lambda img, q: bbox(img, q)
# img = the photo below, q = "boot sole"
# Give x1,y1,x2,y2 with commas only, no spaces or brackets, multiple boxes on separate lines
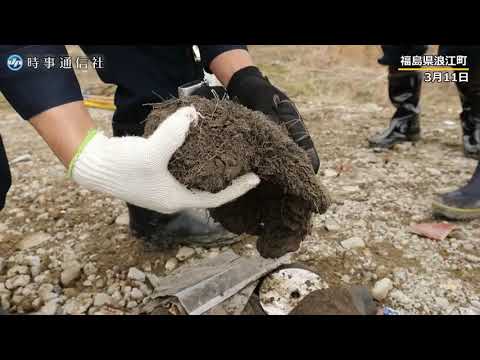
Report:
178,232,242,248
368,134,421,149
132,230,242,249
432,200,480,220
464,150,480,161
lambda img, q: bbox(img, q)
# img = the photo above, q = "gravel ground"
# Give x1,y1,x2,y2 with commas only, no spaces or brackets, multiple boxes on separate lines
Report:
1,46,479,315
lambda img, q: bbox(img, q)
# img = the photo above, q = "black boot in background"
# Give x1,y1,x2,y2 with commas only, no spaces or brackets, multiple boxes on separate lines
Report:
432,67,480,219
457,67,480,159
368,67,422,148
432,161,480,220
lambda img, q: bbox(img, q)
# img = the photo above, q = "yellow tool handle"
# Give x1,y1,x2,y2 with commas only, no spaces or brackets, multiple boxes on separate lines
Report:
83,99,116,111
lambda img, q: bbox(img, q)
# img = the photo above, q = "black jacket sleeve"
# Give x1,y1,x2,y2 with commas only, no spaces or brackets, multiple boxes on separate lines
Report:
198,45,248,73
0,45,83,120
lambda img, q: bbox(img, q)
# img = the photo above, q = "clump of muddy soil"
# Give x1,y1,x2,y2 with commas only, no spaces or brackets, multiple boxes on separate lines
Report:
143,96,330,258
289,287,378,315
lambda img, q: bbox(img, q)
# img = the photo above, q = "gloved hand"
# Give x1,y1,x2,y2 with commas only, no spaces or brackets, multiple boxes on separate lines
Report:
70,106,260,214
227,66,320,173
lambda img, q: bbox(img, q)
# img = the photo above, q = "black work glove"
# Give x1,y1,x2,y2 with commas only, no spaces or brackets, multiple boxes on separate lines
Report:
227,66,320,174
0,134,12,211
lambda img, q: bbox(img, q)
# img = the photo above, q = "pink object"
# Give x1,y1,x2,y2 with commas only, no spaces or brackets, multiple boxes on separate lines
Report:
408,222,457,241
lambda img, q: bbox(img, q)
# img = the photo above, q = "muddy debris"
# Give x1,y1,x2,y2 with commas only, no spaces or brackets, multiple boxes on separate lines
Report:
143,96,331,258
289,287,378,315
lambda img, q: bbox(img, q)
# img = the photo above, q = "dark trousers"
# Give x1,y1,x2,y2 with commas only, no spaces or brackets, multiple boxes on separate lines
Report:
0,135,11,211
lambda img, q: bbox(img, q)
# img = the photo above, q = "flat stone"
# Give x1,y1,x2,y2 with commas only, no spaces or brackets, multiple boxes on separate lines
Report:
93,293,112,307
325,219,341,232
60,261,82,287
324,169,338,178
5,275,31,290
115,213,130,226
16,232,51,250
341,237,365,250
176,247,195,261
127,267,145,282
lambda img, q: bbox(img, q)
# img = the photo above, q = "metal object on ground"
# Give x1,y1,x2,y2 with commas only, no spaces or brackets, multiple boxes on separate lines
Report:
149,249,290,315
259,267,328,315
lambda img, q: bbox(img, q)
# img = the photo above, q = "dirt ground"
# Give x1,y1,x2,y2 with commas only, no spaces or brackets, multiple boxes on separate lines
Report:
1,46,479,315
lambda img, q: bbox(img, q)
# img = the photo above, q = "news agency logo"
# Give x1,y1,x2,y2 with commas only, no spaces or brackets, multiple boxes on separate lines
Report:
7,54,23,71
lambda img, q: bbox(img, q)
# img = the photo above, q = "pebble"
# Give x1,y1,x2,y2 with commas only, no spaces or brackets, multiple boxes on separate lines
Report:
7,265,29,277
0,257,5,274
115,213,130,226
38,284,56,302
126,300,137,309
38,300,58,315
465,254,480,263
11,294,25,305
60,261,82,287
436,297,450,309
10,154,32,165
342,185,360,194
324,169,338,178
372,278,393,300
24,256,41,268
165,258,178,272
5,275,31,290
340,237,365,250
93,293,112,307
426,168,442,177
463,243,474,252
130,288,144,300
107,284,120,295
111,290,122,303
127,267,145,282
16,232,51,250
34,272,53,284
325,219,341,232
83,262,97,276
176,247,195,261
64,296,93,315
390,290,411,305
142,262,152,273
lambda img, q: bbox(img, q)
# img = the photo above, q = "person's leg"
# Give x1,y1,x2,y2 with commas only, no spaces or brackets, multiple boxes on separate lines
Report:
80,46,237,247
368,45,427,148
0,134,11,314
0,134,11,212
440,45,480,159
432,50,480,219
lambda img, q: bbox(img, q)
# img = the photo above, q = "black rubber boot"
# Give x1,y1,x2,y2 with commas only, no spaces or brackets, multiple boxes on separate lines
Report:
457,68,480,160
112,112,238,248
368,67,422,148
432,162,480,220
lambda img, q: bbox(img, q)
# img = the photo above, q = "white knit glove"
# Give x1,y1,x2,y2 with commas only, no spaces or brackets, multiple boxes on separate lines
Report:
69,106,260,214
